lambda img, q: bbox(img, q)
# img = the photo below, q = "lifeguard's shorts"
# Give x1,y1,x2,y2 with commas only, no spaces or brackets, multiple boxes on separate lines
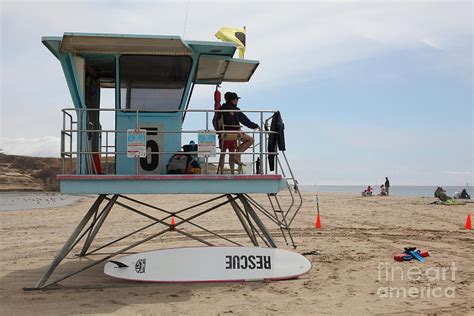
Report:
221,140,237,151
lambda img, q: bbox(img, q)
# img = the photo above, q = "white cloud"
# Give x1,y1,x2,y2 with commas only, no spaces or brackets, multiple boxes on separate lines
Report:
0,136,61,157
1,1,472,184
2,1,471,90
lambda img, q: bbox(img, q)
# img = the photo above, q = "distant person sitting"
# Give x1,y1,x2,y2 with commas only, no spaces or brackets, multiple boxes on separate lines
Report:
219,92,259,165
362,185,373,196
434,187,451,202
379,185,387,196
460,189,471,199
453,190,461,199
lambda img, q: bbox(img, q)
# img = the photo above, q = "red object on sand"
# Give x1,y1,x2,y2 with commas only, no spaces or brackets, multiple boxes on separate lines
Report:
465,213,472,230
170,216,176,231
315,213,321,229
394,250,429,262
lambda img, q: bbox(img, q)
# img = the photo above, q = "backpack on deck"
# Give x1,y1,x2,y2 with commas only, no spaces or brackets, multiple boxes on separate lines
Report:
167,154,192,174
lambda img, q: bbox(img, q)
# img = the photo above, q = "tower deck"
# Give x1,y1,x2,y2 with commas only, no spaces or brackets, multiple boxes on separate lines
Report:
58,174,285,194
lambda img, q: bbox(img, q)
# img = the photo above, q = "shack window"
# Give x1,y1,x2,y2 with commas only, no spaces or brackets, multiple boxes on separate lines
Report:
120,55,192,111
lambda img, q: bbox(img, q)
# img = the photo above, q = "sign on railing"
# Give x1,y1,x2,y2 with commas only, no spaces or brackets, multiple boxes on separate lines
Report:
127,129,147,158
197,130,216,157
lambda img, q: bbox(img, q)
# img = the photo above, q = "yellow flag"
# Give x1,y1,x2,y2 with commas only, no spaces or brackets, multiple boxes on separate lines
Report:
215,26,246,58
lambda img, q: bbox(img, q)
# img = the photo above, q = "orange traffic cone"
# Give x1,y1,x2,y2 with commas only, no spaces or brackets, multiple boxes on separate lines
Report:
465,213,472,230
315,212,321,229
170,215,176,231
314,195,322,229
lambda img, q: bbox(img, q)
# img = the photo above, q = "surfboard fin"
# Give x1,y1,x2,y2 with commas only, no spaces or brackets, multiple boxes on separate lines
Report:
109,260,129,268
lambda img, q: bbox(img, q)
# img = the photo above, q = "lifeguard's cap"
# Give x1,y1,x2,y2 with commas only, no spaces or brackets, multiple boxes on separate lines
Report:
225,92,241,102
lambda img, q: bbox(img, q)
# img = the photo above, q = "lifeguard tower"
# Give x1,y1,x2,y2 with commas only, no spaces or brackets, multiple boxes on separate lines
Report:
32,33,302,289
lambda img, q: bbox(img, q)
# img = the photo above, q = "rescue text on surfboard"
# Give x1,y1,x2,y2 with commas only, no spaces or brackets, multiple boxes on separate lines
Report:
225,255,271,270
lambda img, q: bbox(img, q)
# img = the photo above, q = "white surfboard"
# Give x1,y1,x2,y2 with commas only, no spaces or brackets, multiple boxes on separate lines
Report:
104,247,311,282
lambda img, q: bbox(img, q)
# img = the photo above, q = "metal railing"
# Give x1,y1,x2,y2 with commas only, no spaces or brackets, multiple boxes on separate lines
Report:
60,107,286,176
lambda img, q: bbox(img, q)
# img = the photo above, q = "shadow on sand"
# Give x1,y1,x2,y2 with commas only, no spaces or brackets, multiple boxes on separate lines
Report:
1,258,270,314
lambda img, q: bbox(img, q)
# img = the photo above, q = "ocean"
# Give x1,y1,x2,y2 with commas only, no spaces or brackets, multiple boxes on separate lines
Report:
298,185,472,198
0,192,84,211
0,186,472,211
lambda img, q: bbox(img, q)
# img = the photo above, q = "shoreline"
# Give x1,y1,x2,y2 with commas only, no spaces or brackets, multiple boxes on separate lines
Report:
0,192,86,211
2,186,471,212
299,185,472,197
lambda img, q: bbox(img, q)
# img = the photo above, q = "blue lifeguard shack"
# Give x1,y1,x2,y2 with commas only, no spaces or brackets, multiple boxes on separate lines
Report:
31,33,302,290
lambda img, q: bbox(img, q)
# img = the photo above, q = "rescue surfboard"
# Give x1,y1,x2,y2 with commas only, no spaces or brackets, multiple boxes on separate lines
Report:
104,246,311,282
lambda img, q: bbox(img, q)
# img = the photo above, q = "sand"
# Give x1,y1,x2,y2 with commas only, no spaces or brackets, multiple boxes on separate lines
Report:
0,192,472,315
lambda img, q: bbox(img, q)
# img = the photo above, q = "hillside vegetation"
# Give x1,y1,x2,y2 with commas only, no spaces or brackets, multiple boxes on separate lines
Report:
0,154,62,191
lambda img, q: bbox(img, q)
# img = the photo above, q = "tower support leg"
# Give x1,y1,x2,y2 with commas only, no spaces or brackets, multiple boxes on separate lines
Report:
34,194,106,288
227,194,259,246
237,194,277,248
79,195,118,256
28,193,284,290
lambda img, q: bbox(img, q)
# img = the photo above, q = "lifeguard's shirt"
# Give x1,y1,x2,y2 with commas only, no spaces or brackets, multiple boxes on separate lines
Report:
220,102,259,130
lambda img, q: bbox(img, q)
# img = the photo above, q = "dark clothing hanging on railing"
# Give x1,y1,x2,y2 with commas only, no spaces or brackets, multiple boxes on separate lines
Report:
268,111,285,171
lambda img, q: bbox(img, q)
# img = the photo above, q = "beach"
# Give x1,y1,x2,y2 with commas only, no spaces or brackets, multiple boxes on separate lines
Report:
0,192,472,315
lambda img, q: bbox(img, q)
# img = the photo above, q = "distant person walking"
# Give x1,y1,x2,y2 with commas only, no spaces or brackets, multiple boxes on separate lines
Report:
384,177,390,196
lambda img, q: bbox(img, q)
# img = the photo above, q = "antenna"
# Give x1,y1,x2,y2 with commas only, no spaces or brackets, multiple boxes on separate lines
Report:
182,0,191,39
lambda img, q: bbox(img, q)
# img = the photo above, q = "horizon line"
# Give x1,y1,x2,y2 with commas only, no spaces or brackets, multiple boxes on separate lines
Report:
301,184,471,187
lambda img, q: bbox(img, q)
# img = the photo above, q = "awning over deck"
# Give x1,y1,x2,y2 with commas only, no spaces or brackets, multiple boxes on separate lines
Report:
195,55,259,83
59,33,193,55
42,33,259,83
57,174,286,194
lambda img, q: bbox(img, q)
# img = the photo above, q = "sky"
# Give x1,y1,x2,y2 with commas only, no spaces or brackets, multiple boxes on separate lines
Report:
0,0,472,186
